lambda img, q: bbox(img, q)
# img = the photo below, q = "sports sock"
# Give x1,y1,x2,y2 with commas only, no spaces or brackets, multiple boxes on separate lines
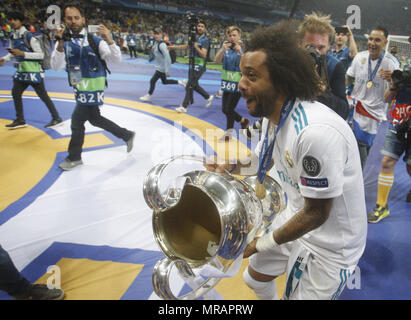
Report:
243,268,279,300
376,172,394,207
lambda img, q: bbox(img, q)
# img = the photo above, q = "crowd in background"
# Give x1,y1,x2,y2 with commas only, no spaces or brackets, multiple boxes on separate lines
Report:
0,0,410,62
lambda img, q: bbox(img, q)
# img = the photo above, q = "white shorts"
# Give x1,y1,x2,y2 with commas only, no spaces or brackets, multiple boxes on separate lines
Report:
249,210,356,300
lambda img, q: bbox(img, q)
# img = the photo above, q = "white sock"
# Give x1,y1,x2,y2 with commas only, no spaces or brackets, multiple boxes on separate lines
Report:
243,268,279,300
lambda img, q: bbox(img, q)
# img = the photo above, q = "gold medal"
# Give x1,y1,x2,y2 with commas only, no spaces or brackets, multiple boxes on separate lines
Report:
255,181,267,200
366,81,373,88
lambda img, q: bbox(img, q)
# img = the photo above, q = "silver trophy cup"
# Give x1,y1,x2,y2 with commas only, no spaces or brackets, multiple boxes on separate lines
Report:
143,155,286,300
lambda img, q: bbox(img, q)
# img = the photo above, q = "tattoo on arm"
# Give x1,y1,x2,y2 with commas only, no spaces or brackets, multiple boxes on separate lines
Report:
273,197,332,245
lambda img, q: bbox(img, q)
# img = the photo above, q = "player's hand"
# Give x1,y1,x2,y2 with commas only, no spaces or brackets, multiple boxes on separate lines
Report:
203,156,235,173
379,69,392,82
243,238,258,258
0,58,5,67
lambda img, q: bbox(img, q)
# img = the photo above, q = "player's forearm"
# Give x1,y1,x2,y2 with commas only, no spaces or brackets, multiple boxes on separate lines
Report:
214,48,224,64
273,198,332,245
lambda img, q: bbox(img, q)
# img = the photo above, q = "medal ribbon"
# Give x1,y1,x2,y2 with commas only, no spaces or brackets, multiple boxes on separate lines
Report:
257,98,295,184
368,51,384,84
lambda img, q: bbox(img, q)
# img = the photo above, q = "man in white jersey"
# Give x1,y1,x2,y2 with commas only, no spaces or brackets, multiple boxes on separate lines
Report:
346,26,399,169
205,22,367,300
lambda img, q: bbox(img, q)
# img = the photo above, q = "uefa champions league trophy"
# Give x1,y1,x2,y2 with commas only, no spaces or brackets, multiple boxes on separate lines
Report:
143,155,286,300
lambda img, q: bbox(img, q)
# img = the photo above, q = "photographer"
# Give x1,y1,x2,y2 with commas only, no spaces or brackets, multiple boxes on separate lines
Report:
126,30,138,59
51,2,135,171
0,11,62,129
298,12,349,121
0,244,64,299
214,26,249,142
139,27,186,102
169,19,214,113
332,25,358,71
367,70,411,223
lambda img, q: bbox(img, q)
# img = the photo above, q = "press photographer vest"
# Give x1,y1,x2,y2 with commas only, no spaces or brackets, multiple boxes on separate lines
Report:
11,33,42,84
64,35,107,106
127,34,137,46
194,35,209,71
221,48,242,92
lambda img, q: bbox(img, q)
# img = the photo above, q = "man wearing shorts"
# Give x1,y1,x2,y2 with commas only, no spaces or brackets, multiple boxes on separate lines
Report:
367,79,411,223
205,21,367,300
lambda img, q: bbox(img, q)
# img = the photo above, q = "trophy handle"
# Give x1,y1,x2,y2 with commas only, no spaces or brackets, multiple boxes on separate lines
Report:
152,257,222,300
143,155,206,211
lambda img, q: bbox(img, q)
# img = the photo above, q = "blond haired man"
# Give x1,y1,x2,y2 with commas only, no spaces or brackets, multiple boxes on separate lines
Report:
214,26,249,141
297,12,349,120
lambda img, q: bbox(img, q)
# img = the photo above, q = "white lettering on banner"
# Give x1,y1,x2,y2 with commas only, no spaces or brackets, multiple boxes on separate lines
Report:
82,80,89,90
76,92,104,104
88,93,95,103
227,72,237,81
46,265,61,289
46,5,61,30
78,93,87,104
97,92,104,103
30,73,37,82
221,81,237,91
346,5,361,30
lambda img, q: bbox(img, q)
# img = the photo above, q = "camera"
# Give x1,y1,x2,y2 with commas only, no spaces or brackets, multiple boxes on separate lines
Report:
305,45,321,67
186,12,199,25
88,25,99,33
230,42,236,50
55,25,74,42
391,70,411,89
396,117,411,146
305,45,327,82
61,29,73,42
335,26,348,35
185,12,199,44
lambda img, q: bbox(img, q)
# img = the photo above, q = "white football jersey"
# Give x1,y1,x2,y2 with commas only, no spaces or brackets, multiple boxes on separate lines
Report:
346,50,397,120
255,99,367,269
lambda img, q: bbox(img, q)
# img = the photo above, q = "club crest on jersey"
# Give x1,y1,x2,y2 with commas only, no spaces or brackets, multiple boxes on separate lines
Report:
361,57,367,64
285,150,294,168
302,155,321,177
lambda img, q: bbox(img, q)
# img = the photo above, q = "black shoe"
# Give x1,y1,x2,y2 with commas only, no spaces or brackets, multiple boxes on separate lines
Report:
407,189,411,203
45,118,63,128
126,131,135,153
12,284,64,300
5,119,27,129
